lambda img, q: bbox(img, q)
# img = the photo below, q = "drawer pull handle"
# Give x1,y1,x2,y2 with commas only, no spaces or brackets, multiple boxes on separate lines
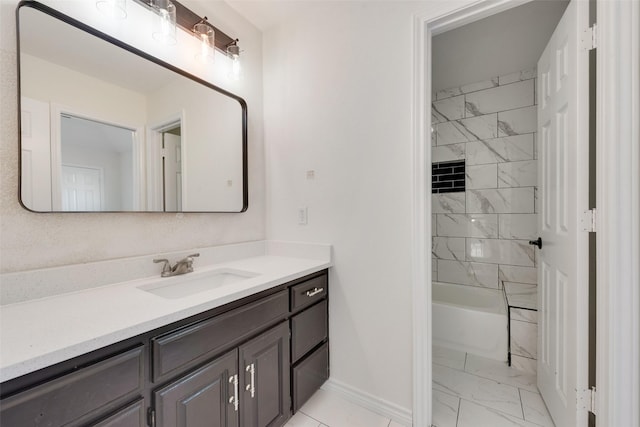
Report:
229,374,239,411
246,363,255,398
306,287,324,297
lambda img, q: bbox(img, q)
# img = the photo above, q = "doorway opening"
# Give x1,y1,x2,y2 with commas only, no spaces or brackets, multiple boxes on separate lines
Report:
57,113,139,211
420,0,594,425
148,118,183,212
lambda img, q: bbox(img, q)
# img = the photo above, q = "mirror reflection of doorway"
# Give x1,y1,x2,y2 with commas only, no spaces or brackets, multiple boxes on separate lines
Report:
162,126,182,211
59,114,136,211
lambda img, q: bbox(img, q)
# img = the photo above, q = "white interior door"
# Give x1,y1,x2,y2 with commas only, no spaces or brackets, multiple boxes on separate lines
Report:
20,97,52,211
163,133,182,211
61,165,103,211
536,0,589,426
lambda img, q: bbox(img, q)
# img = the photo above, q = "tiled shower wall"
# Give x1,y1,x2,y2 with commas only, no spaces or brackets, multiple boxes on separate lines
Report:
431,68,538,289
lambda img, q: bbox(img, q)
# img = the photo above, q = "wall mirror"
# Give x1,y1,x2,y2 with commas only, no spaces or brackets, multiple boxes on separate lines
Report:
17,2,248,212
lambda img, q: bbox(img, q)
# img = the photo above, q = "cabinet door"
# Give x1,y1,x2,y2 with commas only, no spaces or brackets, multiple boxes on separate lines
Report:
155,350,239,427
239,322,290,427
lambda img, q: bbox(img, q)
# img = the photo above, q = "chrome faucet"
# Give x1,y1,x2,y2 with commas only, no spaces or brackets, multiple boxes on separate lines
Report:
153,253,200,277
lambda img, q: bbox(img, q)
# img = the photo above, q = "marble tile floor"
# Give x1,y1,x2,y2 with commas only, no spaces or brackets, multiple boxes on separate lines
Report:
432,346,555,427
284,346,554,427
284,388,404,427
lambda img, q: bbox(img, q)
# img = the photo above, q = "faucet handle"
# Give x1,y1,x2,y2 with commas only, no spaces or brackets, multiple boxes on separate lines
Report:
153,258,172,274
187,253,200,259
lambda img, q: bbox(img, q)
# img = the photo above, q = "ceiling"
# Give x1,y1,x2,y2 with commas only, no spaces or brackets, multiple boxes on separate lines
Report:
432,0,569,92
225,0,321,32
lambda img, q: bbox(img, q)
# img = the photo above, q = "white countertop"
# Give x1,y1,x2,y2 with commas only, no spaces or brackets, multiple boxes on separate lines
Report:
0,242,331,383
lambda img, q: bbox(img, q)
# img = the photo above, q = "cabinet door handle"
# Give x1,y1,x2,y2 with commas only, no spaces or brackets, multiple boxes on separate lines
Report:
306,287,324,297
229,374,239,411
246,363,255,398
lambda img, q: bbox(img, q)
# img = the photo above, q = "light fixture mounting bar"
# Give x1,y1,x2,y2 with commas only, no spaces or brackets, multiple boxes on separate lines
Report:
134,0,237,54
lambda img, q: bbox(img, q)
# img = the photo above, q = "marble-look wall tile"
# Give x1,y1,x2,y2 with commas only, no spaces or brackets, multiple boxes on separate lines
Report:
436,214,498,238
432,143,465,163
432,95,465,124
498,67,537,85
498,160,537,188
432,193,465,214
499,265,538,285
435,114,497,145
466,239,535,267
436,87,463,100
432,214,437,236
466,134,535,165
465,80,534,117
432,259,438,280
499,214,537,239
511,320,537,359
435,77,500,101
511,308,538,324
466,164,497,189
504,282,537,309
437,259,499,288
511,355,537,375
460,77,499,94
467,188,535,214
432,237,465,260
498,105,537,136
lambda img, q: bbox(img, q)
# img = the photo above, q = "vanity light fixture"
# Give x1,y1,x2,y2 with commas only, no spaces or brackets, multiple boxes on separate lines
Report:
227,39,241,80
193,17,215,63
96,0,127,19
151,0,177,45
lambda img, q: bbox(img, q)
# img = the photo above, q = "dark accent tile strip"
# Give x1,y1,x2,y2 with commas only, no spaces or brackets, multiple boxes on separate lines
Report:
432,160,465,194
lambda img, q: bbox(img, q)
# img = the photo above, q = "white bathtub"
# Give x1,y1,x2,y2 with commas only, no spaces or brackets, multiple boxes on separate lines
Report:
432,282,508,361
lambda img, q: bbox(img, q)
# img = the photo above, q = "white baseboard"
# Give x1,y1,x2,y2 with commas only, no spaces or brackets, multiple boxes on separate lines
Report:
321,378,413,426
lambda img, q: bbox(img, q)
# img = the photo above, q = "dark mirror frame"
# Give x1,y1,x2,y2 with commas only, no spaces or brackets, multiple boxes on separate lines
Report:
16,0,249,213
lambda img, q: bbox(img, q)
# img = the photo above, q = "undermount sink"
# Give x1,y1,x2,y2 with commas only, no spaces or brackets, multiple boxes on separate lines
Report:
138,268,259,299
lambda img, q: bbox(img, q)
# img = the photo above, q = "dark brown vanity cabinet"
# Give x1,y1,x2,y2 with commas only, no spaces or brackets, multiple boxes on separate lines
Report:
289,275,330,412
154,322,290,427
0,270,329,427
0,346,146,427
154,349,239,427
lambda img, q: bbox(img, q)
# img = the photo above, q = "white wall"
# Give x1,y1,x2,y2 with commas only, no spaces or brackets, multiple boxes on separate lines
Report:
0,0,264,272
262,0,475,414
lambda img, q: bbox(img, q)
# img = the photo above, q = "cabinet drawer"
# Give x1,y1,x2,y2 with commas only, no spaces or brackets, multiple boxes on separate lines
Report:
290,274,327,312
0,346,144,427
291,300,328,362
152,290,288,382
292,342,329,413
94,399,145,427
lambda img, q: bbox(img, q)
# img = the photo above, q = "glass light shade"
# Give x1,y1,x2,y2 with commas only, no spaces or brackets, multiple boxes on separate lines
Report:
96,0,126,19
193,22,214,63
152,0,177,45
230,56,241,80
